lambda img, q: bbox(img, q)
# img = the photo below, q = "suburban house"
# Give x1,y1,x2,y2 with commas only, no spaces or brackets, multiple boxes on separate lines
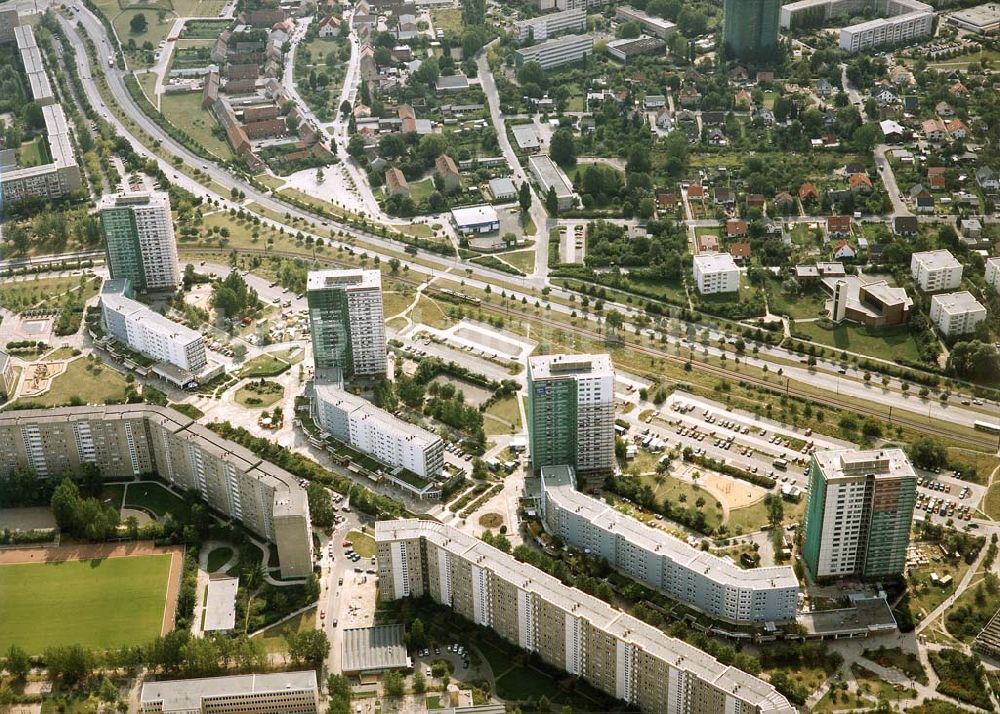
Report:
922,119,946,142
318,16,342,37
976,167,998,190
833,240,857,260
726,219,748,238
385,167,409,197
848,173,873,194
827,215,852,236
909,185,934,213
798,182,819,202
893,215,918,235
435,154,460,193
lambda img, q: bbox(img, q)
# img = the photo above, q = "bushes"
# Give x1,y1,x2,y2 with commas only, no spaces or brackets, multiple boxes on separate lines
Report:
928,648,992,710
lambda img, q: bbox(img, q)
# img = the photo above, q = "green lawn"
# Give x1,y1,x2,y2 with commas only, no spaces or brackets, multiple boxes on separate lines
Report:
206,547,234,573
793,321,921,362
18,136,50,168
254,608,317,653
497,249,536,273
234,380,284,408
15,359,129,408
640,474,724,532
160,92,234,160
483,395,522,436
0,555,172,653
382,290,414,319
346,530,375,558
431,7,464,34
0,276,100,313
238,354,290,378
125,482,188,520
766,281,828,320
409,177,435,203
727,499,770,533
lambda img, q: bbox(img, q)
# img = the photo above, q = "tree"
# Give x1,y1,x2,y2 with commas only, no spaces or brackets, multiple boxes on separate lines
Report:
129,12,148,34
516,61,546,88
413,669,426,693
545,186,559,215
518,182,532,213
51,477,81,530
5,644,31,680
605,309,624,336
908,437,948,469
409,618,427,649
347,134,366,160
287,629,329,666
947,341,1000,382
328,674,352,714
549,128,577,167
44,644,94,685
383,670,405,698
305,483,334,527
340,100,352,116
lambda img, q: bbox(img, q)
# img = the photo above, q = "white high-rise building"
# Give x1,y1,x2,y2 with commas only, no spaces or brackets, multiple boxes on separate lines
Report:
929,291,988,337
910,250,963,292
307,269,387,379
313,382,444,478
526,353,615,475
100,192,181,292
985,256,1000,295
693,252,740,294
100,280,207,373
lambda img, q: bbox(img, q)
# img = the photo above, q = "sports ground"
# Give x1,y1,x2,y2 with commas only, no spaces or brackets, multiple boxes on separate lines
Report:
0,542,183,653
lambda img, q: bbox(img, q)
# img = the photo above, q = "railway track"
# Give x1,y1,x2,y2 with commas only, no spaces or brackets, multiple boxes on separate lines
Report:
182,247,998,451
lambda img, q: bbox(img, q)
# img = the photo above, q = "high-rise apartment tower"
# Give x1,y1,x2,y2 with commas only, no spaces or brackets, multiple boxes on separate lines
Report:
526,353,614,475
722,0,781,60
306,269,387,379
100,192,181,292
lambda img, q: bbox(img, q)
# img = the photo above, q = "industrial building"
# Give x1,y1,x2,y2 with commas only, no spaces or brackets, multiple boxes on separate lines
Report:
947,3,1000,34
307,269,387,379
450,205,500,234
140,671,318,713
803,449,916,581
526,353,614,476
313,381,445,479
100,192,182,293
100,280,208,379
527,155,575,210
910,250,963,292
540,465,799,624
376,519,795,714
514,33,593,69
693,252,740,294
929,291,988,337
0,405,313,578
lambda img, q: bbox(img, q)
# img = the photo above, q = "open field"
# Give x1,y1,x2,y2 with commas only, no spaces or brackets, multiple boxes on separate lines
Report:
792,321,921,363
238,354,291,378
639,474,723,532
0,543,181,653
14,358,130,408
483,395,521,436
0,276,100,313
497,249,536,273
254,608,317,653
346,530,375,558
160,92,234,160
125,482,188,520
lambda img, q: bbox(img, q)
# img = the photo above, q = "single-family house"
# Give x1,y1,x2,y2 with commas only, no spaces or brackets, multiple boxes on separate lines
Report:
893,215,918,235
909,184,934,213
922,119,946,142
318,16,342,37
849,172,873,194
946,119,967,139
435,154,460,193
935,101,955,117
798,182,819,202
729,242,751,262
833,240,856,260
714,187,735,207
687,183,704,201
385,167,409,197
976,167,998,190
827,215,852,236
726,219,748,238
814,78,834,97
773,191,795,212
746,194,765,210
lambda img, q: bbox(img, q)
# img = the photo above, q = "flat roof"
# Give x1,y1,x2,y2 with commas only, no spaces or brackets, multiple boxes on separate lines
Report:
314,381,442,448
341,624,410,673
949,3,1000,30
931,290,987,315
511,123,541,149
376,520,794,713
693,252,739,273
204,576,239,631
488,177,516,196
912,249,961,271
307,268,381,291
140,671,317,710
101,284,203,347
527,352,613,380
798,597,897,636
527,155,574,198
450,204,499,227
812,448,916,482
541,465,799,590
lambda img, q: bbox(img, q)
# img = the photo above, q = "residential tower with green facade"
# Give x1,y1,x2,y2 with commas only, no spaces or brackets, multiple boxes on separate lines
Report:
722,0,781,60
802,448,916,582
526,353,614,476
100,192,180,293
306,269,386,379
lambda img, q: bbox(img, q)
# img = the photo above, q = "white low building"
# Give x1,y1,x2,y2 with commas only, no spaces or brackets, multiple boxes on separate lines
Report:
929,291,987,336
100,280,207,374
985,256,1000,295
693,252,740,294
451,205,500,234
314,381,444,479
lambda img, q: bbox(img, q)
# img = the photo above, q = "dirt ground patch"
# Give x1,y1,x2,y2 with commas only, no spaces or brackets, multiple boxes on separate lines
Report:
478,513,503,528
0,540,185,636
681,465,768,510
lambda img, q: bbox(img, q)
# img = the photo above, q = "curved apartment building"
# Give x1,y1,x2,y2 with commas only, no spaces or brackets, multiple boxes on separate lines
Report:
376,519,795,714
540,465,799,625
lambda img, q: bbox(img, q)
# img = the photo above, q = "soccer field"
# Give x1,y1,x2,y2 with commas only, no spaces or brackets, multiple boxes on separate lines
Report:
0,554,172,653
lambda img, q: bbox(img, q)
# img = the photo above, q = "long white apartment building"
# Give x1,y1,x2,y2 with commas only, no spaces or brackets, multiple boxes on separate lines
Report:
929,291,988,337
140,671,319,713
14,25,54,106
910,249,963,292
615,5,678,38
307,269,387,379
513,8,586,42
985,256,1000,295
0,104,81,204
527,155,575,210
693,252,740,294
780,0,933,53
0,405,313,577
514,33,593,69
540,465,799,624
100,280,207,374
377,520,795,714
313,381,444,479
